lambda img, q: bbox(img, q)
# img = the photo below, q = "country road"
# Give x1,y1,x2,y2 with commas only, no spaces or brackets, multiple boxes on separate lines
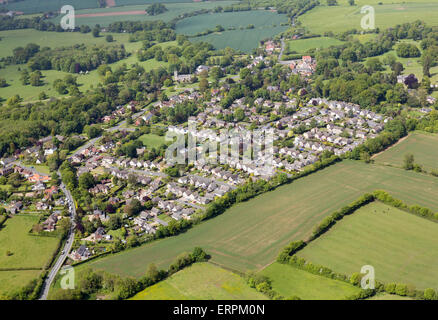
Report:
39,176,76,300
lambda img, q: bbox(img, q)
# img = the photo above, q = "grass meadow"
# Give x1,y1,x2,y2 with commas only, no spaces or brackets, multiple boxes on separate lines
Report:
299,0,438,34
130,262,266,300
79,160,438,276
139,134,166,149
0,215,60,295
286,37,344,55
261,262,361,300
0,215,60,269
374,131,438,172
298,201,438,290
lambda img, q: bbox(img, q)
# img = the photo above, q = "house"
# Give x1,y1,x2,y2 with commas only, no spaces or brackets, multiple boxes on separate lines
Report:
71,245,91,261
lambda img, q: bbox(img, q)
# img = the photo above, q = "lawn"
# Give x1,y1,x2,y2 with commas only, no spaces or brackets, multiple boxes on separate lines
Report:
374,131,438,172
299,0,438,35
298,201,438,290
80,160,438,277
130,262,266,300
139,133,166,149
0,215,60,269
48,2,239,27
286,37,344,55
176,10,289,52
261,262,361,300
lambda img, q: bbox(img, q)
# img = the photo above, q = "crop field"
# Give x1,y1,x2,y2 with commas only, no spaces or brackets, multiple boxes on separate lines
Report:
286,37,344,55
299,0,438,34
261,262,361,300
176,10,288,52
374,131,438,172
130,262,266,300
0,0,99,14
80,160,438,277
48,2,238,27
298,201,438,290
0,215,60,269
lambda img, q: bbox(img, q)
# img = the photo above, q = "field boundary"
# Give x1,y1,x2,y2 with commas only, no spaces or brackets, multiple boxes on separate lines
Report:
275,190,438,300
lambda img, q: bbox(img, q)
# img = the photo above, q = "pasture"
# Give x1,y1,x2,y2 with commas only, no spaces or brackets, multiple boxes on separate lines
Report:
374,131,438,172
298,201,438,290
130,262,266,300
261,262,361,300
299,0,438,35
80,160,438,276
0,270,42,297
0,215,60,269
176,10,289,52
286,37,344,55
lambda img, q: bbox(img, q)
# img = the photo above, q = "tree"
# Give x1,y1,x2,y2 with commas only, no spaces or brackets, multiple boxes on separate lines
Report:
404,74,419,89
0,77,7,87
327,0,338,6
124,199,142,217
403,153,414,170
79,172,95,190
396,43,421,58
105,35,114,43
348,0,355,5
29,71,42,86
424,288,436,300
92,27,100,38
107,215,121,230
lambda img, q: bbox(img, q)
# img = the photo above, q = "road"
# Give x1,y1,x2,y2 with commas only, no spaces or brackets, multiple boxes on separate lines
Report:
39,174,76,300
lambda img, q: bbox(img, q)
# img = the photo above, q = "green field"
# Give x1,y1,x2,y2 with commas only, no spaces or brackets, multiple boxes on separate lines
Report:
0,215,60,269
286,37,344,55
48,2,238,27
363,40,438,83
261,262,361,300
300,0,438,34
0,269,42,297
130,262,266,300
367,293,414,300
299,201,438,290
176,10,289,52
0,29,171,101
374,131,438,172
79,160,438,277
139,133,166,149
0,215,60,295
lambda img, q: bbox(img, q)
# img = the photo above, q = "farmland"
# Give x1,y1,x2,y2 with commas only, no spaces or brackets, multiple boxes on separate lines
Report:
261,263,361,300
0,270,42,297
0,0,206,14
298,201,438,290
80,160,438,277
0,215,60,295
374,131,438,172
299,0,438,34
48,2,239,27
176,10,289,52
0,215,60,269
130,262,266,300
286,37,344,55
